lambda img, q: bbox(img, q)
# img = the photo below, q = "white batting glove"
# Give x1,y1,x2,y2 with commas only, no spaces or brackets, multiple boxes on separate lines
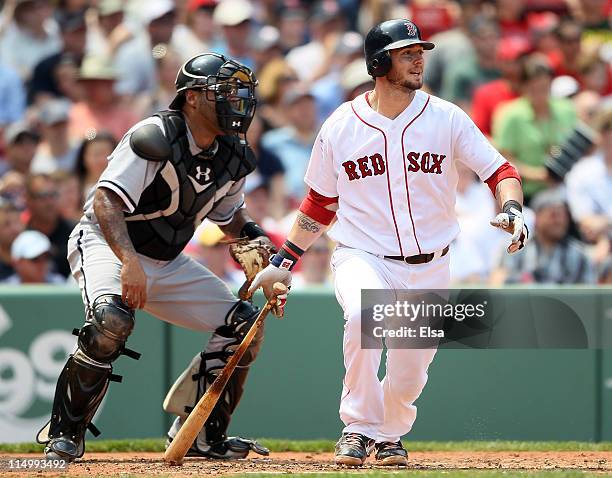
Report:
247,263,292,317
490,201,529,254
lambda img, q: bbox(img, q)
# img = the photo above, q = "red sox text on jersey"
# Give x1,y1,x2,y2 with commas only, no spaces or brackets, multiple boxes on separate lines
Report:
342,151,447,180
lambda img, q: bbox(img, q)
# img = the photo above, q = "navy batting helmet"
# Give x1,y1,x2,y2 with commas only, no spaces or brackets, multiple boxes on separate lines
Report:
364,19,435,77
169,53,258,134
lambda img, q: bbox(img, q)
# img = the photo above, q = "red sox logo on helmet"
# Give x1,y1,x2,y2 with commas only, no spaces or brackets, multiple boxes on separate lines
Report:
405,22,418,37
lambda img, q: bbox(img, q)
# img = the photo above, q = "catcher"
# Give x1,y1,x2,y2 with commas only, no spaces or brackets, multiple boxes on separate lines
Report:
37,53,280,461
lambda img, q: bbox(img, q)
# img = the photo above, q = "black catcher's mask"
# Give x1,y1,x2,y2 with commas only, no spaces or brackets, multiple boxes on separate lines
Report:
170,53,258,135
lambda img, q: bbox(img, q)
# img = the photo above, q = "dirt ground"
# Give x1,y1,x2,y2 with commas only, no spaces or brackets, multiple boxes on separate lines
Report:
1,451,611,476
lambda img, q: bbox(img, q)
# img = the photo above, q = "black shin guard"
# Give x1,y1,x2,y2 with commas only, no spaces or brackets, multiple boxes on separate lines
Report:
198,301,265,445
37,352,111,457
37,295,137,459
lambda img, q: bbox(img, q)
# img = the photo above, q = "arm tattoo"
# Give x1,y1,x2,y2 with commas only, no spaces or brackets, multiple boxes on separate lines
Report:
94,188,138,263
297,212,321,233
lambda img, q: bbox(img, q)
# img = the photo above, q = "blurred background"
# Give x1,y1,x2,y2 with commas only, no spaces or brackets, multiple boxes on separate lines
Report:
0,0,609,288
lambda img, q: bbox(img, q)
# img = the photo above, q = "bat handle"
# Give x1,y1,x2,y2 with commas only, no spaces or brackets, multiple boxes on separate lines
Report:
266,282,288,315
272,282,288,297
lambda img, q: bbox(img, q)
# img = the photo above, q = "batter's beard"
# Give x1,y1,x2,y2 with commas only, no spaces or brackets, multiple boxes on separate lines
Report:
387,73,423,92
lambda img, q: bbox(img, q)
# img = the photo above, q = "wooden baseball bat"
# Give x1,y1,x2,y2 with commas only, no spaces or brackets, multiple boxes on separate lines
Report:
163,282,287,465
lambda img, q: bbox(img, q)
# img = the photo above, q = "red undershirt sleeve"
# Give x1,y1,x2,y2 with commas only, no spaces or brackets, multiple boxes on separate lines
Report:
484,161,522,197
298,188,338,225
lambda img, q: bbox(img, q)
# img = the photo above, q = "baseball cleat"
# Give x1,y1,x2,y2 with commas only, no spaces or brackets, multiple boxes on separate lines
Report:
44,437,79,462
374,440,408,466
334,432,375,466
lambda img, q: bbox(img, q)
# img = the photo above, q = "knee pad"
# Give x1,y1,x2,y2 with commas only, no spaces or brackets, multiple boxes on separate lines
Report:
164,301,265,448
78,294,136,363
37,296,139,458
164,301,265,416
215,300,259,341
219,300,264,365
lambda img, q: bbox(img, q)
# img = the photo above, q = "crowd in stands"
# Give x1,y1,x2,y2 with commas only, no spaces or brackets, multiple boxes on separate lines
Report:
0,0,610,288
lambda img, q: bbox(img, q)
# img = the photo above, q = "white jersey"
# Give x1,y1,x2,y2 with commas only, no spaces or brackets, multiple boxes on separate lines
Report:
304,90,506,257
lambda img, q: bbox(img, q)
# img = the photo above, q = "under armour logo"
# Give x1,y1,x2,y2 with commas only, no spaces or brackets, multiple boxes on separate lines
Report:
195,165,211,182
232,120,241,127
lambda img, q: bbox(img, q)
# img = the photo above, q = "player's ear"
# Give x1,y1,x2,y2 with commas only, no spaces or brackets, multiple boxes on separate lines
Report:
185,90,199,108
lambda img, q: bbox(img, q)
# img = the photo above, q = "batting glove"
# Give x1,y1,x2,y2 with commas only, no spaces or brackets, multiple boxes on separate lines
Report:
247,263,292,318
490,200,529,254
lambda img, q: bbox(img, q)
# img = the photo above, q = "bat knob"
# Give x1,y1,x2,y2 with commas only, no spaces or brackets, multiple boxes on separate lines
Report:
272,282,288,296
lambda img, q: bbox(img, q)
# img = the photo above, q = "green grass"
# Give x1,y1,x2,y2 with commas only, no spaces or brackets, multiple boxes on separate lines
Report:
1,439,612,454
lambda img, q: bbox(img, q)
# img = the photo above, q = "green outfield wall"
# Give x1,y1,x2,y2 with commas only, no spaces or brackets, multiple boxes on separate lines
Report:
0,286,610,444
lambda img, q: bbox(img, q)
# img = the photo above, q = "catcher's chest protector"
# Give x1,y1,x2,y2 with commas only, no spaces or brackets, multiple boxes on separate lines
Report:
125,110,256,260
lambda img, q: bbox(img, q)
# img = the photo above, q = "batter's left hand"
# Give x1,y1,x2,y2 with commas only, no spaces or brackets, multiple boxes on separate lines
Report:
248,263,291,317
490,206,529,254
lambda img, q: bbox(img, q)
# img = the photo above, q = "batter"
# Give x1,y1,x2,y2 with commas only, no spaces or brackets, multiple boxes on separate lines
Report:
250,19,528,466
37,53,273,462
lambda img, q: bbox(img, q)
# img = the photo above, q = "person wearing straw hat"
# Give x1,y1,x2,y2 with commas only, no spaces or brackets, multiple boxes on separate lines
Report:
68,55,139,141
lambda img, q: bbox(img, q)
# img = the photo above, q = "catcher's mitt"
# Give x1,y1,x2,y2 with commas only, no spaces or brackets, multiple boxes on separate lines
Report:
229,237,276,300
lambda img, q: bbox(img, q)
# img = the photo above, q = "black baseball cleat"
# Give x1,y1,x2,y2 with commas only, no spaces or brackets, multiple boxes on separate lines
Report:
166,436,269,459
334,432,375,466
374,440,408,466
44,437,80,462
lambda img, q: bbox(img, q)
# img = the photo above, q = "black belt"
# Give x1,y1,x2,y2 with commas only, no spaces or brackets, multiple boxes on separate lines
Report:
384,245,449,265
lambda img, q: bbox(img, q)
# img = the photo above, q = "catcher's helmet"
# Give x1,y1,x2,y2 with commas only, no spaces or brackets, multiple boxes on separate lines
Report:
365,19,435,77
169,53,258,134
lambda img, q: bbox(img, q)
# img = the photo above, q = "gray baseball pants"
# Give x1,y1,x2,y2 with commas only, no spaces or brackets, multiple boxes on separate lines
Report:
67,224,237,331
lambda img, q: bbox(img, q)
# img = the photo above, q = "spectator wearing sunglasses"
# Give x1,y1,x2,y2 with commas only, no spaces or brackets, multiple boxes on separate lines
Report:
25,173,75,277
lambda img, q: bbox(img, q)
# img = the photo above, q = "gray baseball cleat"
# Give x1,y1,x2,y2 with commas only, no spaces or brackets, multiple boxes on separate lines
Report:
334,432,375,466
165,435,269,459
44,437,80,462
374,440,408,465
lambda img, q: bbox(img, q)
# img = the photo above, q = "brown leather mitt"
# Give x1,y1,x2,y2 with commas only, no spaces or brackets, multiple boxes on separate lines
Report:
229,237,276,300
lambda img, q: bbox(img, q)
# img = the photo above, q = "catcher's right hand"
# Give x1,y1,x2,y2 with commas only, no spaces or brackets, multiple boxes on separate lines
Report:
248,263,291,317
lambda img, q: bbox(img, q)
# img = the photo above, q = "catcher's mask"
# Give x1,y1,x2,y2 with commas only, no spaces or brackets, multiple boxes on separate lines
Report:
170,53,258,135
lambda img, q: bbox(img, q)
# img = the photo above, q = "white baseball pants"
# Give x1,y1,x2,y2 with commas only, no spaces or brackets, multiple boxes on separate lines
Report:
331,245,450,443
